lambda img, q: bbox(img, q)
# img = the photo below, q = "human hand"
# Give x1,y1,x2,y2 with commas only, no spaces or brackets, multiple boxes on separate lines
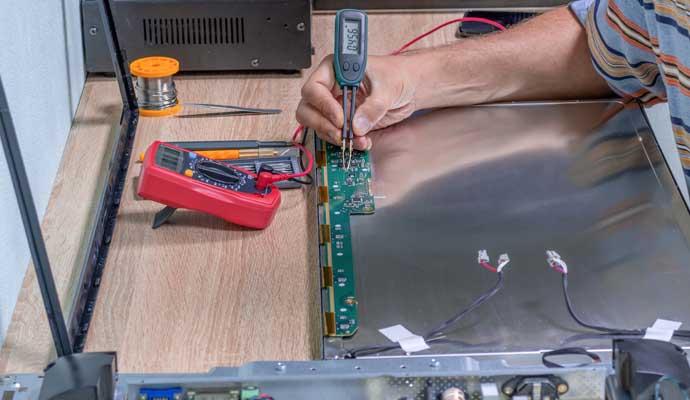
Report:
296,54,418,150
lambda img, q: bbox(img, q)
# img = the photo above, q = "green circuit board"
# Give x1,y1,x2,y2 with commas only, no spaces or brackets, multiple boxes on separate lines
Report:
316,139,375,337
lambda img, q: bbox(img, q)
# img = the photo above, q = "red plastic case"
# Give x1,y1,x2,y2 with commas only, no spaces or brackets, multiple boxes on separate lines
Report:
137,141,281,229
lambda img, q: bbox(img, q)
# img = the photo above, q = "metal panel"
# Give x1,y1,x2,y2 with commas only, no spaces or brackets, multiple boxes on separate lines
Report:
1,358,609,400
322,101,690,359
82,0,312,72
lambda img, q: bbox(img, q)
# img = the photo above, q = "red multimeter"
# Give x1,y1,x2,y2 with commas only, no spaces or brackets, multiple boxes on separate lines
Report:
137,141,281,229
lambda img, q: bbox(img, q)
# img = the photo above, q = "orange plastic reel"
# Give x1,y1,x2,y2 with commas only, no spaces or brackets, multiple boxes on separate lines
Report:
130,56,182,117
130,56,179,79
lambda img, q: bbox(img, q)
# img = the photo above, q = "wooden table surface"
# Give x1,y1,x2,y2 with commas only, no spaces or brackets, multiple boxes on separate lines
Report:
0,12,462,374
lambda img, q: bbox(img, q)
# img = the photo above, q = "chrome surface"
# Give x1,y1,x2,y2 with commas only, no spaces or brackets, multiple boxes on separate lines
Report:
135,76,178,110
323,100,690,359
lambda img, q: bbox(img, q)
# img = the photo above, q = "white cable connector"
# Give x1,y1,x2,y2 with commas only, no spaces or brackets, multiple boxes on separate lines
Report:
497,254,510,272
477,249,490,264
546,250,568,274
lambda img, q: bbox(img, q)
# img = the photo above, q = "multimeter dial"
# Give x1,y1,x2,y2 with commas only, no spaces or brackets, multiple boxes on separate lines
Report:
196,160,241,184
334,9,368,87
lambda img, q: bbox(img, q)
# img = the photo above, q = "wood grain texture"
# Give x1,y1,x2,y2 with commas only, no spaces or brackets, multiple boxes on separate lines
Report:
1,12,463,374
0,78,122,373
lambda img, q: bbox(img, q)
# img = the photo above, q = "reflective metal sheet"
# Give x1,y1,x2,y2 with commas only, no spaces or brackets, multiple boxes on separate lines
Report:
322,101,690,359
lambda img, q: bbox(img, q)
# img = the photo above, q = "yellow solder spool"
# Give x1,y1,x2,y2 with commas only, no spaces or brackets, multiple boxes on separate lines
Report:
129,56,182,117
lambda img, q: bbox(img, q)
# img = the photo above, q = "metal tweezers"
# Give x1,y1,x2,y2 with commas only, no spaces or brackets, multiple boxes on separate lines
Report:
340,85,357,170
178,103,281,118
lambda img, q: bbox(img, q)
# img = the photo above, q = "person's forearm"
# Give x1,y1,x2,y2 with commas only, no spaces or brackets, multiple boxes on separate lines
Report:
402,7,613,110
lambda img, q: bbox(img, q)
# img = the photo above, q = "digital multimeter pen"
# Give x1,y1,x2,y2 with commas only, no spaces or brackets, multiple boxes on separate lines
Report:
334,9,368,170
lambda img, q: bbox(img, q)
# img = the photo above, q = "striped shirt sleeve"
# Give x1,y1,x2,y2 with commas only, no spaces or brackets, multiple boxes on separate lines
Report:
569,0,666,105
570,0,690,187
570,0,594,25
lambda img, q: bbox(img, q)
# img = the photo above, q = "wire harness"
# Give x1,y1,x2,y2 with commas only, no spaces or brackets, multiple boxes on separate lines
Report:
545,250,690,340
344,250,509,358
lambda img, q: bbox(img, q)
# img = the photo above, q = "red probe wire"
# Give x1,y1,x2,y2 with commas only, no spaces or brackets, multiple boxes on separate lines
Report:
391,17,507,55
256,128,313,189
278,17,507,187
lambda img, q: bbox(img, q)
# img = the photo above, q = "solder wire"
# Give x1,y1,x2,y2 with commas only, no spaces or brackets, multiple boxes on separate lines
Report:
289,128,314,186
134,74,279,115
135,76,179,111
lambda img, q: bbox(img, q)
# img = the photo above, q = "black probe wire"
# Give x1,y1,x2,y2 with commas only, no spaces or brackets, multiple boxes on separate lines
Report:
557,268,690,339
289,127,314,186
344,271,505,359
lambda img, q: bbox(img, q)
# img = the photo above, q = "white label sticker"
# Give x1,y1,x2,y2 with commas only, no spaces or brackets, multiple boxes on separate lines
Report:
379,324,430,353
643,319,682,342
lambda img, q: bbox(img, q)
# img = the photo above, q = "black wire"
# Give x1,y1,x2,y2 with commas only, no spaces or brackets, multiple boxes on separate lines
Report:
344,271,505,359
561,274,642,335
560,274,690,339
289,127,314,186
562,332,690,344
542,347,601,368
425,272,504,340
344,336,449,359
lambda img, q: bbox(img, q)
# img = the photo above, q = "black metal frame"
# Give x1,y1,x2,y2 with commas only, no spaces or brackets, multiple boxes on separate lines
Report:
0,0,139,355
69,0,139,351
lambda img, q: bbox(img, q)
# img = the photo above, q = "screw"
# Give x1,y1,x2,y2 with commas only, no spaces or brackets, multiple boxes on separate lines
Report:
297,22,306,31
251,59,260,68
89,26,98,36
557,383,569,394
275,362,286,373
503,386,514,395
430,359,441,368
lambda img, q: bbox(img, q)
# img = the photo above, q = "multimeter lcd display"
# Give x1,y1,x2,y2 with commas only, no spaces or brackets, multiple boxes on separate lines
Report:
342,19,361,55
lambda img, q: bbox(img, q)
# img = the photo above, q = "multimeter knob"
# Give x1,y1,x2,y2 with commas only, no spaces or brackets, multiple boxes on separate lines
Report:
196,160,241,185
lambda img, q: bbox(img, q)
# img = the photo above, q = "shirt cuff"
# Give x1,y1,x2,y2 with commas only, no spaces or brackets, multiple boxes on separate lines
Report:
569,0,595,26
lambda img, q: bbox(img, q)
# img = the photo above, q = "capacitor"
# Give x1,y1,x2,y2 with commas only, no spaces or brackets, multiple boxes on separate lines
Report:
442,387,465,400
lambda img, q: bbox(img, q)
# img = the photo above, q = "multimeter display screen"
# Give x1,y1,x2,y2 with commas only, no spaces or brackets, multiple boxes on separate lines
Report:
342,19,361,55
